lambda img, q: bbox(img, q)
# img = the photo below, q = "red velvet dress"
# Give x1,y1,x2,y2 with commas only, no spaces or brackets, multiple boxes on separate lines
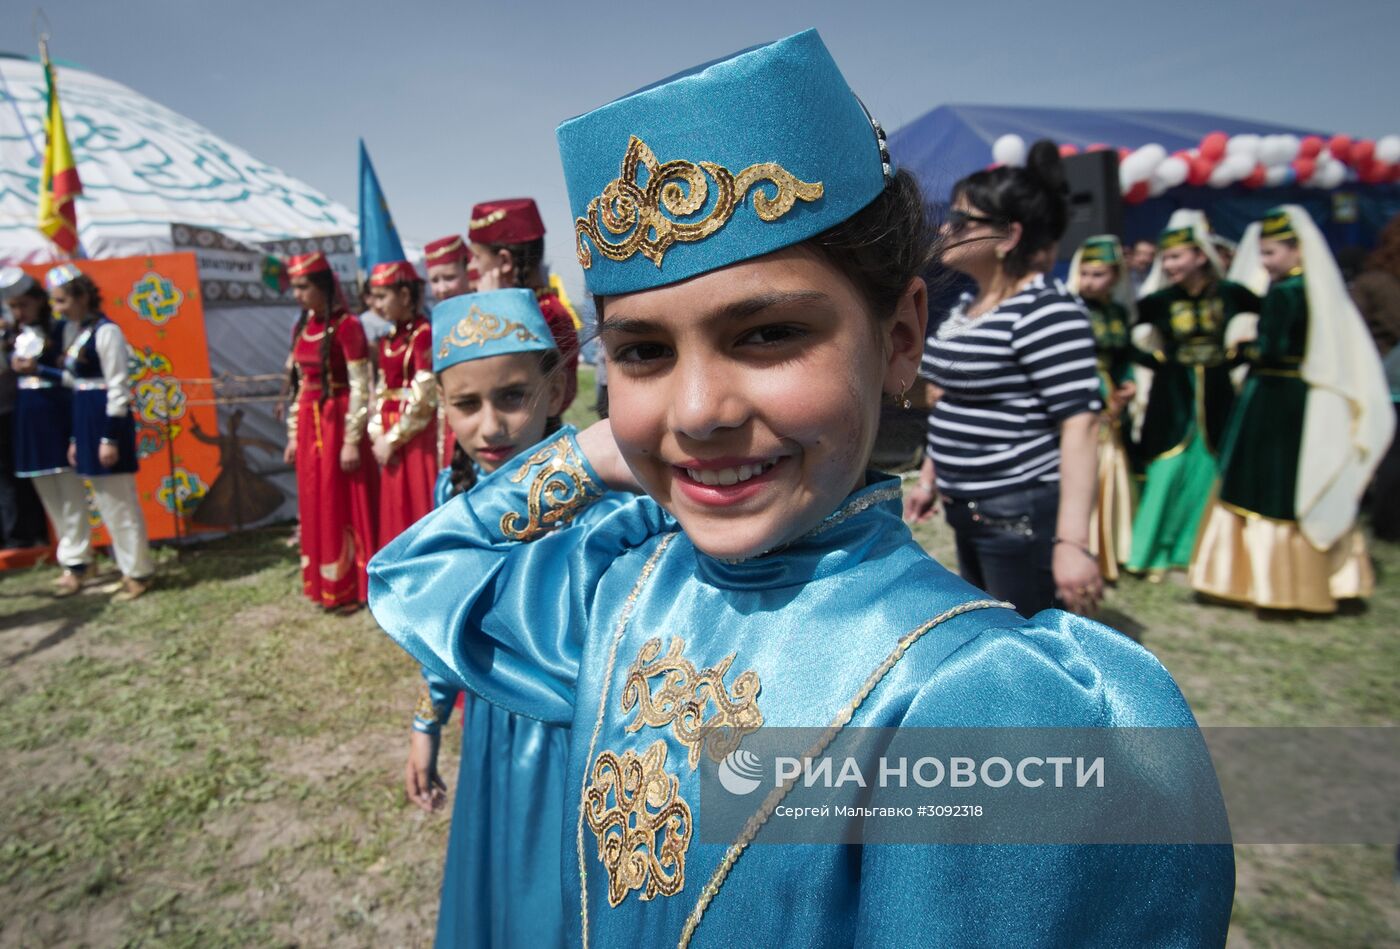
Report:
372,316,439,547
290,309,378,608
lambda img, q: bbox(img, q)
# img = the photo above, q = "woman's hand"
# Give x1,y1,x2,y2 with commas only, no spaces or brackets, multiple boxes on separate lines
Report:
339,441,361,473
98,442,119,469
903,484,940,523
1107,381,1137,417
576,418,641,492
10,355,36,375
283,441,296,465
1053,540,1103,616
405,731,447,813
67,442,77,467
371,436,395,467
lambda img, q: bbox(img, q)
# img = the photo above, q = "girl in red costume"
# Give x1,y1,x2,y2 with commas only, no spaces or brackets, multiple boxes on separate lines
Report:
367,260,438,547
467,198,581,411
282,251,378,610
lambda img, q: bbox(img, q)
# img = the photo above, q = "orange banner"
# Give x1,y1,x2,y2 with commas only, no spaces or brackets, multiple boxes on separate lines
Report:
23,253,221,544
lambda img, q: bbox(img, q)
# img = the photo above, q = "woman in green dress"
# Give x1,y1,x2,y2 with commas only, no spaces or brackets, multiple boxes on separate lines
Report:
1127,211,1260,576
1190,205,1391,612
1067,235,1136,581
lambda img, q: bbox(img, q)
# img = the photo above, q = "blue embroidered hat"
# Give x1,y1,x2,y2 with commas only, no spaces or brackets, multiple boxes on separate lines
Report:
432,288,558,374
44,263,85,291
557,29,891,296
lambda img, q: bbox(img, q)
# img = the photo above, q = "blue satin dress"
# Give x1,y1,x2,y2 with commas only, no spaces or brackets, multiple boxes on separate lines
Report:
372,429,1233,948
416,443,628,949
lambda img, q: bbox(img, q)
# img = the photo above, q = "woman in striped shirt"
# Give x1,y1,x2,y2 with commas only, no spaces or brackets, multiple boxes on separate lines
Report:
905,141,1103,617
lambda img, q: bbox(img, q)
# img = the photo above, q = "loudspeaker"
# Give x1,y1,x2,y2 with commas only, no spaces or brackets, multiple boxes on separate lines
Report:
1059,151,1122,261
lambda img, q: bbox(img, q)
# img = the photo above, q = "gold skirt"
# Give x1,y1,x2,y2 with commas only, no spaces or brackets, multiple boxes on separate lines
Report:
1089,424,1134,582
1188,502,1374,613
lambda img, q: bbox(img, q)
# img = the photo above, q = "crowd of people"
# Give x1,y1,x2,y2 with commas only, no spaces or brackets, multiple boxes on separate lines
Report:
3,24,1399,948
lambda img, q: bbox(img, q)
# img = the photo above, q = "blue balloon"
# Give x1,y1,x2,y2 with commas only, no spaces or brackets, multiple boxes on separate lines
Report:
1280,166,1297,185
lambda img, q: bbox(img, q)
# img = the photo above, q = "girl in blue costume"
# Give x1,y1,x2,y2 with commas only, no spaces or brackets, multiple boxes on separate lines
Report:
371,31,1232,947
403,288,628,948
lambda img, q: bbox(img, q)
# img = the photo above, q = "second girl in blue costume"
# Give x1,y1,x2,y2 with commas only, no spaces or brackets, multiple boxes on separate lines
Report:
403,288,627,948
372,31,1232,947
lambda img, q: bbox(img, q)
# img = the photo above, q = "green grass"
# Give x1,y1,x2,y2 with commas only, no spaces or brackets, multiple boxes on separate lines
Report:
1,433,1396,944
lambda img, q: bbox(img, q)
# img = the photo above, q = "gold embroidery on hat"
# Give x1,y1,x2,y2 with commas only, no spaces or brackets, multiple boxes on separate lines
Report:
470,209,508,231
500,434,599,541
436,304,541,359
574,136,824,270
621,636,763,770
583,739,692,907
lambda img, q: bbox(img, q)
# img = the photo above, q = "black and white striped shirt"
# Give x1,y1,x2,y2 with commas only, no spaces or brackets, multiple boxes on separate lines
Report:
920,274,1102,498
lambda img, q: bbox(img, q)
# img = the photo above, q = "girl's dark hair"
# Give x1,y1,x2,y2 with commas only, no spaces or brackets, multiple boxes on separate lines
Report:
19,283,54,327
62,274,104,312
445,348,563,498
485,238,546,289
593,168,936,326
287,270,342,403
951,139,1069,278
386,277,425,315
1366,212,1400,279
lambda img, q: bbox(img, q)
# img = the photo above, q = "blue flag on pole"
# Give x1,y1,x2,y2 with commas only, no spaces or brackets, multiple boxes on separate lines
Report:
358,139,406,274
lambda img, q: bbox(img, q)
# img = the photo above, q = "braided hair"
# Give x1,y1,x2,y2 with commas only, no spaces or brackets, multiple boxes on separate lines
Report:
287,270,341,402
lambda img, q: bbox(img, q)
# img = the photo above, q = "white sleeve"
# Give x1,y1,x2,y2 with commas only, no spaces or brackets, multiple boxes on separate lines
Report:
94,323,132,417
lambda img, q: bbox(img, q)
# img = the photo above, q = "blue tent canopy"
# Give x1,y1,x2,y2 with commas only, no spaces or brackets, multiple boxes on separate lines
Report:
889,104,1399,251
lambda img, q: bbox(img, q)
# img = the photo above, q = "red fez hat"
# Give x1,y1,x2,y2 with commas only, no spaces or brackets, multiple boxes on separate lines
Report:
469,198,545,245
369,260,420,287
287,251,331,277
424,235,471,268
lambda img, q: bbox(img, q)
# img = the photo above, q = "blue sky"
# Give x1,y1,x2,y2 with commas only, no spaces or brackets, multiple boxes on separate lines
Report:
3,0,1395,278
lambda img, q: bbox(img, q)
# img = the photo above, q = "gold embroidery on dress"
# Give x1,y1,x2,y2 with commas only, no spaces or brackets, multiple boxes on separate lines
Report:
436,304,541,359
583,739,692,908
574,136,824,270
413,683,449,724
319,527,354,583
621,636,763,770
500,435,598,541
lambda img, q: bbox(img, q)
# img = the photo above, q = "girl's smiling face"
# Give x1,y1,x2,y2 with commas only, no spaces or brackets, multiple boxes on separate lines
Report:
600,245,926,561
439,351,565,473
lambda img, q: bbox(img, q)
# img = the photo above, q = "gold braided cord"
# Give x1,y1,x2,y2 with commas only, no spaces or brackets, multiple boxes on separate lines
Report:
577,533,677,949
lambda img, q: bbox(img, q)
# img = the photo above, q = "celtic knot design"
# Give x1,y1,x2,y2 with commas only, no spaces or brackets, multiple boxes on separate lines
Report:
157,467,208,515
127,272,184,326
574,136,824,270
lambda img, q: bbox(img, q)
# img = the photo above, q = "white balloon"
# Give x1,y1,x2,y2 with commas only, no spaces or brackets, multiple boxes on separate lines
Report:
1120,142,1168,188
1264,165,1291,187
1259,135,1295,167
1278,134,1301,163
992,134,1028,168
1376,134,1400,165
1221,153,1255,178
1226,134,1261,161
1156,155,1190,188
1147,176,1170,198
1318,162,1347,189
1208,164,1238,188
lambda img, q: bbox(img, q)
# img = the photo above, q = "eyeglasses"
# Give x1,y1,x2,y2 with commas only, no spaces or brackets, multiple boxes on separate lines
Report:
945,209,1004,233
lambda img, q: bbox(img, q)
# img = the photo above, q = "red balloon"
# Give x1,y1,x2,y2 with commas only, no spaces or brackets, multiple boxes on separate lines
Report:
1188,157,1215,186
1242,164,1267,189
1086,142,1111,153
1117,147,1132,161
1328,134,1353,160
1299,135,1325,159
1200,131,1228,161
1124,180,1150,204
1058,143,1079,157
1392,163,1400,184
1291,157,1317,182
1349,139,1376,167
1360,160,1389,185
